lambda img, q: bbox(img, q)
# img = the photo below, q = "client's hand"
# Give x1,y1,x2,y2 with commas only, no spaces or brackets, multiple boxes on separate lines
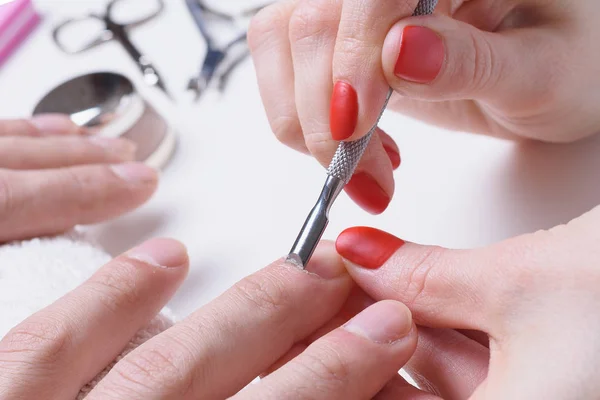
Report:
0,240,417,399
0,115,157,242
335,205,600,399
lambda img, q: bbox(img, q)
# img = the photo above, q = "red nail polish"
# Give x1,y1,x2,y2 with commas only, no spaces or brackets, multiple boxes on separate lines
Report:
378,129,401,170
336,227,405,269
330,81,359,141
383,145,401,170
394,26,444,84
345,172,391,215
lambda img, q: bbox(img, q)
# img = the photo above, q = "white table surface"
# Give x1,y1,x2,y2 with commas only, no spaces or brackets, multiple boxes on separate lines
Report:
1,0,600,319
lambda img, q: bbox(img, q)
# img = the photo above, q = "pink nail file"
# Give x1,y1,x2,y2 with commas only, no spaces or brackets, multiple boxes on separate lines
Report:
0,0,40,67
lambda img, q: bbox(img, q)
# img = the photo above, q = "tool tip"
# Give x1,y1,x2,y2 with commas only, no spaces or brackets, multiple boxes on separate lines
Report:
285,253,305,269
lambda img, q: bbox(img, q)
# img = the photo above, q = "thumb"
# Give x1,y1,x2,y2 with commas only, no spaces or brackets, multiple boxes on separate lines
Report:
382,14,556,106
335,226,507,332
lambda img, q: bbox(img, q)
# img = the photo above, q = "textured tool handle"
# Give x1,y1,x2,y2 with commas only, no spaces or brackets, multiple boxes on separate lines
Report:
327,0,438,184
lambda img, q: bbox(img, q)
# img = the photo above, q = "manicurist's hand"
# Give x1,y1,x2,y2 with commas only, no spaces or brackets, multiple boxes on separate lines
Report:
335,205,600,399
0,115,157,242
249,0,600,213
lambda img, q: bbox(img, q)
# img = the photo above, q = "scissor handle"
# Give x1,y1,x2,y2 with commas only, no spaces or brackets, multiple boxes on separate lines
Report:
52,14,113,54
106,0,165,29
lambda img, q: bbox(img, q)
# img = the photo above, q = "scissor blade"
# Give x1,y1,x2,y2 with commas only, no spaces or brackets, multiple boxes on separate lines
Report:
142,67,174,100
155,78,174,100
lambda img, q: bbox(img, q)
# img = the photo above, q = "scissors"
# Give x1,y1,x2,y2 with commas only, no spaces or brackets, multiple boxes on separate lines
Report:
52,0,171,98
185,0,267,100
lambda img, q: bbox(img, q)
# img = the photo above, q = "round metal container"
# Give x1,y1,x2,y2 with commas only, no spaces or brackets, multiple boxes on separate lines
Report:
32,72,176,170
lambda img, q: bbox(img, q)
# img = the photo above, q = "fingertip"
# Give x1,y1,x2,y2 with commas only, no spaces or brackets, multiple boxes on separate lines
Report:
383,19,445,88
302,240,348,280
343,300,414,345
330,81,359,141
378,129,401,170
335,227,405,270
344,173,392,215
90,137,138,162
110,162,159,186
126,238,190,271
30,113,83,136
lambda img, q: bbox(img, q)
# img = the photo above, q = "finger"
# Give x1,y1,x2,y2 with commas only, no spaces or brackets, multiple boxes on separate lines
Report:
236,301,417,400
335,227,498,330
248,0,308,153
87,242,354,400
263,286,375,376
374,374,440,400
332,0,419,141
452,0,516,32
0,163,158,242
458,329,490,348
0,239,188,400
262,343,307,377
0,136,136,169
406,328,488,399
379,128,401,170
382,14,562,113
288,0,395,214
0,115,87,137
343,129,396,215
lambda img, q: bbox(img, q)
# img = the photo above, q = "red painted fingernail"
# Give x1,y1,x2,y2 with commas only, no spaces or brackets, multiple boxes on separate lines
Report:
394,26,444,84
336,227,405,269
345,172,391,215
383,145,401,170
378,129,401,170
330,81,359,141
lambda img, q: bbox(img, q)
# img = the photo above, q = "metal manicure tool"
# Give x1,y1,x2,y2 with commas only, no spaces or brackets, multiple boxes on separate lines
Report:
52,0,172,98
33,72,176,170
185,0,268,100
286,0,439,268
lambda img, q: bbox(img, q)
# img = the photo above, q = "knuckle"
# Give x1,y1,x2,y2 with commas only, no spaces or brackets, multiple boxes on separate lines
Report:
113,343,191,395
303,128,334,159
233,273,290,317
248,3,289,53
299,346,351,389
0,317,73,366
401,247,444,308
289,1,337,46
55,167,96,217
270,114,302,145
85,262,141,314
468,32,498,93
334,31,378,67
0,172,16,218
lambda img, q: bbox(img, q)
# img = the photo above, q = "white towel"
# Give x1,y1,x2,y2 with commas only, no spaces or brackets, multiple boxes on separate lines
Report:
0,231,175,397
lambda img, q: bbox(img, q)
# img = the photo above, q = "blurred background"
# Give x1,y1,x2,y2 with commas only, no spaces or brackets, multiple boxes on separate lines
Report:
1,0,600,318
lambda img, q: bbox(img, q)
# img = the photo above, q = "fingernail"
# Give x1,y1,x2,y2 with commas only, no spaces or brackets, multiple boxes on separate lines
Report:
110,162,157,184
378,129,401,170
383,145,401,170
330,81,359,141
344,172,391,215
30,114,80,136
344,301,413,343
336,227,405,270
302,241,346,279
127,238,189,269
90,137,137,161
394,26,444,83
